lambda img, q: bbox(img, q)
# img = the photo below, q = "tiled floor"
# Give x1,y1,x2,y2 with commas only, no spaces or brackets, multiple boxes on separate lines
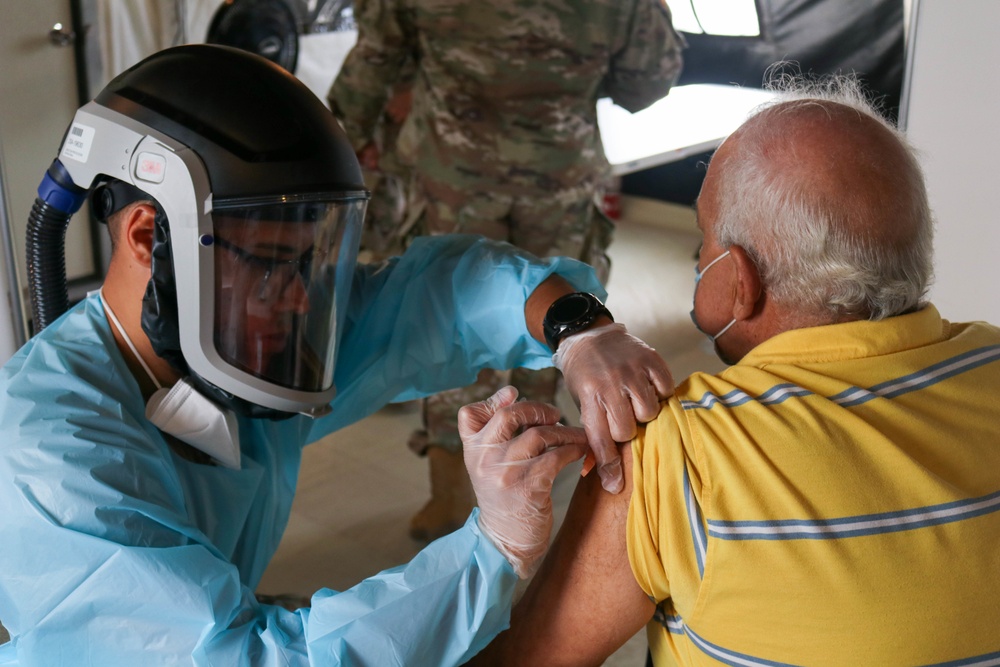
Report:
256,196,726,665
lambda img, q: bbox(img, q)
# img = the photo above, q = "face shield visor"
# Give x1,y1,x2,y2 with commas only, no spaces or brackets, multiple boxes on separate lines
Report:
208,194,365,400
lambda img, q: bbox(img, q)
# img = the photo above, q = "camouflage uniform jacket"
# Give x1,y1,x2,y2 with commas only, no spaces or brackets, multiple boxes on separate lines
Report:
329,0,684,196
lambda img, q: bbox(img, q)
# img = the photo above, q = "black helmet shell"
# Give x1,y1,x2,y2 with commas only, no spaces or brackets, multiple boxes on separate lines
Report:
94,44,364,200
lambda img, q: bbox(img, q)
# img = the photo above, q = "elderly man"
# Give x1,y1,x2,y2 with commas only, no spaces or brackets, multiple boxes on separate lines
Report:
469,77,1000,666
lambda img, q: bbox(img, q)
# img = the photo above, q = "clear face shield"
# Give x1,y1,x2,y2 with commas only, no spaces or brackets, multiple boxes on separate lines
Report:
209,195,365,398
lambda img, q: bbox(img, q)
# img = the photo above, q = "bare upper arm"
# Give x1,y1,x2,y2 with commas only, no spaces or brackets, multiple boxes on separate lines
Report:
469,442,655,666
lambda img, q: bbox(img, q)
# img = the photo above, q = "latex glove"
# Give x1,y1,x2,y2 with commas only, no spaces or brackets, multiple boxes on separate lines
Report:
460,386,589,579
554,323,674,494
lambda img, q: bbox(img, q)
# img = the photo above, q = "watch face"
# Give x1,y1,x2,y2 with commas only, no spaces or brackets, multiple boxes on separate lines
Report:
551,293,592,324
543,292,610,351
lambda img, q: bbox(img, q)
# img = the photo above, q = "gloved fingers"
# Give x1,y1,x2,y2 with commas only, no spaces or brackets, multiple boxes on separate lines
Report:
523,440,590,494
626,376,662,425
604,394,640,443
616,348,674,424
503,423,588,462
647,357,676,399
598,459,624,496
629,376,675,424
485,436,589,496
579,396,625,494
457,385,520,440
476,399,563,447
468,420,584,488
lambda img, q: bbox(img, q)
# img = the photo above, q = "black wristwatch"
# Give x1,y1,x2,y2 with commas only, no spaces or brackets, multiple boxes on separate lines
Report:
542,292,613,352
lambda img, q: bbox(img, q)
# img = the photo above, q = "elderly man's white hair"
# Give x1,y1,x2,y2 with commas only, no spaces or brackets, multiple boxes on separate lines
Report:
712,70,934,321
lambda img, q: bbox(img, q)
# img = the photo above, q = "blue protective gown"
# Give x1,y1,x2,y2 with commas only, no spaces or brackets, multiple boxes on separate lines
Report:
0,235,604,666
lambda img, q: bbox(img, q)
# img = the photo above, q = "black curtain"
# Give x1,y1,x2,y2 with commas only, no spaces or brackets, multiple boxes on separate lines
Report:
678,0,905,119
624,0,905,205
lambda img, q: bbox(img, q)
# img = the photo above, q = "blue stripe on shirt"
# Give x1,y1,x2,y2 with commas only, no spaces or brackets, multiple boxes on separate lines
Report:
657,614,801,666
681,345,1000,413
656,613,1000,666
925,650,1000,666
707,488,1000,541
683,466,708,577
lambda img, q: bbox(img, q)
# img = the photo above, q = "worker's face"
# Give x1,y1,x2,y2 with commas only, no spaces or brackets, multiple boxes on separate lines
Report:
213,219,316,376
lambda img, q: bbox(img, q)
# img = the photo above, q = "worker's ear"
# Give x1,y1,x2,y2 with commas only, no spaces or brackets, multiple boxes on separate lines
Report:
120,203,157,268
729,244,763,321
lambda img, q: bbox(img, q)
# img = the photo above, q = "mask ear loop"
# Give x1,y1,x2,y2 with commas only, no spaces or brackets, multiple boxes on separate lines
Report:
100,288,163,392
103,289,241,468
711,317,737,341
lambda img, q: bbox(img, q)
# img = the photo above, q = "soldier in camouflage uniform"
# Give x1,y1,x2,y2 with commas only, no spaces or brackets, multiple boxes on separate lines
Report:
349,58,419,262
328,0,684,542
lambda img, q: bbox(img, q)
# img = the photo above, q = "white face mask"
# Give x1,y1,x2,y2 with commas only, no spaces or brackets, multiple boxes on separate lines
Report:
145,378,242,469
100,290,242,469
690,250,737,343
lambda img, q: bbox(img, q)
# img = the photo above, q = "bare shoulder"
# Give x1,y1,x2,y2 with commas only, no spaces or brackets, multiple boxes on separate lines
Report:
468,443,653,667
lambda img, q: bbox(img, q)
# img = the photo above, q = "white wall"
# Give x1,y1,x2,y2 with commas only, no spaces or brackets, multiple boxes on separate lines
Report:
0,141,25,361
900,0,1000,324
0,0,87,360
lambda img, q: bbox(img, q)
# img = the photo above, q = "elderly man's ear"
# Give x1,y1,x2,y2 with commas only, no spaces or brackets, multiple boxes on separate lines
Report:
729,244,764,320
119,203,158,269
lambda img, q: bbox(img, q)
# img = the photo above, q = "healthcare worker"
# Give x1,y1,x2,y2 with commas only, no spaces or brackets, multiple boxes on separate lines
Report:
0,45,672,665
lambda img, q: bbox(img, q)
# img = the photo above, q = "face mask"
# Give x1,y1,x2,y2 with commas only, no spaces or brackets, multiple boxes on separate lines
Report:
145,378,242,469
100,290,242,469
689,250,736,343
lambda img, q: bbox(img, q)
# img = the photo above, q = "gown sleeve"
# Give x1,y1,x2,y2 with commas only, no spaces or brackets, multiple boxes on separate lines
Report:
309,234,606,439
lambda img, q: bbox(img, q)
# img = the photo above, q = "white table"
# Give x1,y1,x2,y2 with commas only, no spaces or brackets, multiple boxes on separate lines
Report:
597,84,778,176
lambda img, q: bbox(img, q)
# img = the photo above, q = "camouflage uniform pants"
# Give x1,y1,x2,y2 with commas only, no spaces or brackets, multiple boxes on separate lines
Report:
413,177,614,453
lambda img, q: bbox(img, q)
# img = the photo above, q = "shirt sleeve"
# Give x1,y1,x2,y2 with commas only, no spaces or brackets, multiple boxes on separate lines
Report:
604,0,685,113
327,0,412,150
626,397,708,609
308,234,606,439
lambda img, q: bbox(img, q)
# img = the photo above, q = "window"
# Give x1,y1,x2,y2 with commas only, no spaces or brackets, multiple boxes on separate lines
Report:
666,0,761,37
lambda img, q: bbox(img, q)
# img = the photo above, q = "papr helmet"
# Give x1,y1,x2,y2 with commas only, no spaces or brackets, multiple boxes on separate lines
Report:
29,44,370,419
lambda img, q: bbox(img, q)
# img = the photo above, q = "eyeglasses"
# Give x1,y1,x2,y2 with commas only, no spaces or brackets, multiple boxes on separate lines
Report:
214,236,316,301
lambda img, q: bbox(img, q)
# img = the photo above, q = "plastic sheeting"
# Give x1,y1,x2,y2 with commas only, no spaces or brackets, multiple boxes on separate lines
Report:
93,0,219,90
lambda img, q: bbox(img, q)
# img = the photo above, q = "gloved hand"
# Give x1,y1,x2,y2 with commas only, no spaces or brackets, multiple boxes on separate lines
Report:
553,323,674,494
460,386,589,579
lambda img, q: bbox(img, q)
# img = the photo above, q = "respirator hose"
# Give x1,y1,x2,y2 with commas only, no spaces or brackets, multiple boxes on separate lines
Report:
27,160,87,333
26,199,73,333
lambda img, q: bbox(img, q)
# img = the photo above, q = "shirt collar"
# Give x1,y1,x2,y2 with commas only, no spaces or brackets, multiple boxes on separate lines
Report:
739,305,947,367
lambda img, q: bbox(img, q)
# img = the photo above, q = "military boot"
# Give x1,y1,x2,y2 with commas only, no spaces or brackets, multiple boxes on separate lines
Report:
408,445,475,542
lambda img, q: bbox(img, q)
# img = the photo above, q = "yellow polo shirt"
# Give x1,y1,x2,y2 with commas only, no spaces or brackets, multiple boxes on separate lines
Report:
628,305,1000,666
